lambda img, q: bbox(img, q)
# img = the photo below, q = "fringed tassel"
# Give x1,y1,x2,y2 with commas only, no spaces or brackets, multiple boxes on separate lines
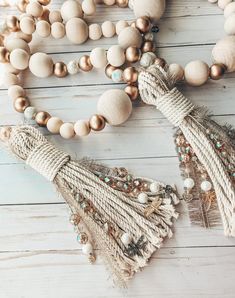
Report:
0,125,179,286
138,64,235,237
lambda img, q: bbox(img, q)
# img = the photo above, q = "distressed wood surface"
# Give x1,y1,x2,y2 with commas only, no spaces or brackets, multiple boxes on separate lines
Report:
0,1,235,297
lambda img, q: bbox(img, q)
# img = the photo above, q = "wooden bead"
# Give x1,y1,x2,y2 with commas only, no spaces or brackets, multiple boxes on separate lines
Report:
97,89,132,125
212,36,235,72
36,20,51,38
123,67,138,84
14,97,29,113
12,31,32,43
8,85,25,100
103,0,115,5
105,64,117,78
4,63,20,75
0,47,10,63
61,0,83,22
116,0,128,7
47,117,63,134
82,0,96,15
118,27,142,49
89,114,106,131
218,0,232,10
79,55,93,71
124,85,139,101
90,48,107,68
125,47,141,63
4,38,30,53
10,49,29,70
107,45,125,67
210,63,226,80
17,0,29,13
101,21,115,38
54,62,68,77
89,23,102,40
74,120,91,136
142,41,155,53
133,0,166,22
65,18,88,44
168,63,184,82
49,10,62,24
20,17,35,35
60,123,75,139
26,2,43,18
3,73,19,87
38,0,51,6
0,127,12,141
6,16,20,32
135,17,151,33
224,14,235,35
51,22,65,39
184,60,209,86
35,111,51,126
115,20,129,35
29,52,54,78
224,2,235,18
38,7,50,22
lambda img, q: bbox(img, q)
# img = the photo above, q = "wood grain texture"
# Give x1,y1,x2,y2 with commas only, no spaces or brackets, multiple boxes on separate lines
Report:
0,0,235,297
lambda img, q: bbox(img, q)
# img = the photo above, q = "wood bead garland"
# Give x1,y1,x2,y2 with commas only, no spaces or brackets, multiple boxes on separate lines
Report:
90,47,107,68
184,60,209,86
29,52,54,78
9,48,29,70
118,26,142,49
107,45,125,67
60,0,83,22
65,17,88,44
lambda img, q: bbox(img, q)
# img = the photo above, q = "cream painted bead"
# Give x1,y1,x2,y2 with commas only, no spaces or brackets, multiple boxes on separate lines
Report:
101,21,115,38
138,193,148,204
36,20,51,38
24,106,37,120
67,60,79,75
184,178,195,189
218,0,232,10
90,47,107,68
10,49,29,70
224,2,235,18
121,233,132,246
47,117,63,134
140,52,156,67
60,123,75,139
224,13,235,35
51,22,65,39
49,10,62,24
201,181,212,192
8,85,25,100
3,73,19,87
97,89,132,125
184,60,209,86
118,26,142,49
4,38,30,53
4,63,20,75
74,120,91,136
212,36,235,72
89,23,102,40
65,18,88,44
133,0,166,22
107,45,125,67
26,2,43,18
20,17,35,35
115,20,129,35
82,0,96,15
29,52,54,78
61,0,83,22
168,63,184,82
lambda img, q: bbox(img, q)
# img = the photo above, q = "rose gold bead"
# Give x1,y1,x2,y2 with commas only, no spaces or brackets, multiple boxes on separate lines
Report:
142,41,155,53
0,127,12,141
105,64,117,78
210,63,226,80
38,7,50,22
14,97,29,113
123,67,138,85
17,0,29,13
54,62,68,78
154,57,166,68
38,0,51,6
35,111,51,126
0,47,10,63
89,114,106,131
136,17,151,33
116,0,128,7
125,47,141,63
6,16,20,32
79,55,93,72
124,85,139,101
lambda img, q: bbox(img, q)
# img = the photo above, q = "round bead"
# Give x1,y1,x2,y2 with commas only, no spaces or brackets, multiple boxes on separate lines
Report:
65,18,88,44
90,48,107,68
210,63,226,80
111,69,123,82
61,0,83,22
107,45,125,67
224,2,235,18
0,47,10,63
201,181,212,192
39,8,50,22
97,89,132,126
101,21,115,38
14,97,29,113
124,85,139,101
218,0,232,10
35,111,51,126
116,0,128,7
3,73,19,87
150,182,160,193
184,60,209,86
54,62,68,77
79,55,93,71
89,114,106,131
20,17,35,35
10,49,29,70
8,85,25,100
118,27,142,49
4,38,30,53
142,41,155,53
36,20,51,38
0,127,12,141
140,52,156,67
82,243,93,255
26,2,43,18
121,233,132,246
105,64,117,78
212,36,235,73
168,63,184,82
123,67,138,84
138,193,148,204
49,10,62,24
51,22,65,39
88,23,102,40
60,123,75,139
67,60,79,75
224,13,235,35
184,178,195,189
74,120,91,136
103,0,115,5
38,0,51,6
47,117,63,134
125,46,141,63
17,0,29,13
82,0,96,15
6,16,20,32
115,20,129,35
24,106,36,120
135,16,151,33
133,0,166,22
29,52,54,78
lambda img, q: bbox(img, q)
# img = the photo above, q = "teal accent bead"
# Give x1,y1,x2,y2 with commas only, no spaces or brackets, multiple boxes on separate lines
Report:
111,69,123,83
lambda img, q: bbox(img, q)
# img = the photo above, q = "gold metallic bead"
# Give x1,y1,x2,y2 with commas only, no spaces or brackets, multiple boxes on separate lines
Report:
54,62,68,78
0,47,10,63
125,47,141,63
35,111,51,126
124,85,139,101
123,67,138,85
105,64,117,78
79,55,93,72
142,41,155,53
136,17,151,33
154,57,166,68
0,127,12,142
14,97,29,113
6,16,20,32
210,63,226,80
89,114,106,131
116,0,128,7
38,7,50,22
38,0,51,6
17,0,29,12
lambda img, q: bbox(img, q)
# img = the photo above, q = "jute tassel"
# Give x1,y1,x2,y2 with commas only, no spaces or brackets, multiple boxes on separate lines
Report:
138,64,235,236
0,125,179,286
